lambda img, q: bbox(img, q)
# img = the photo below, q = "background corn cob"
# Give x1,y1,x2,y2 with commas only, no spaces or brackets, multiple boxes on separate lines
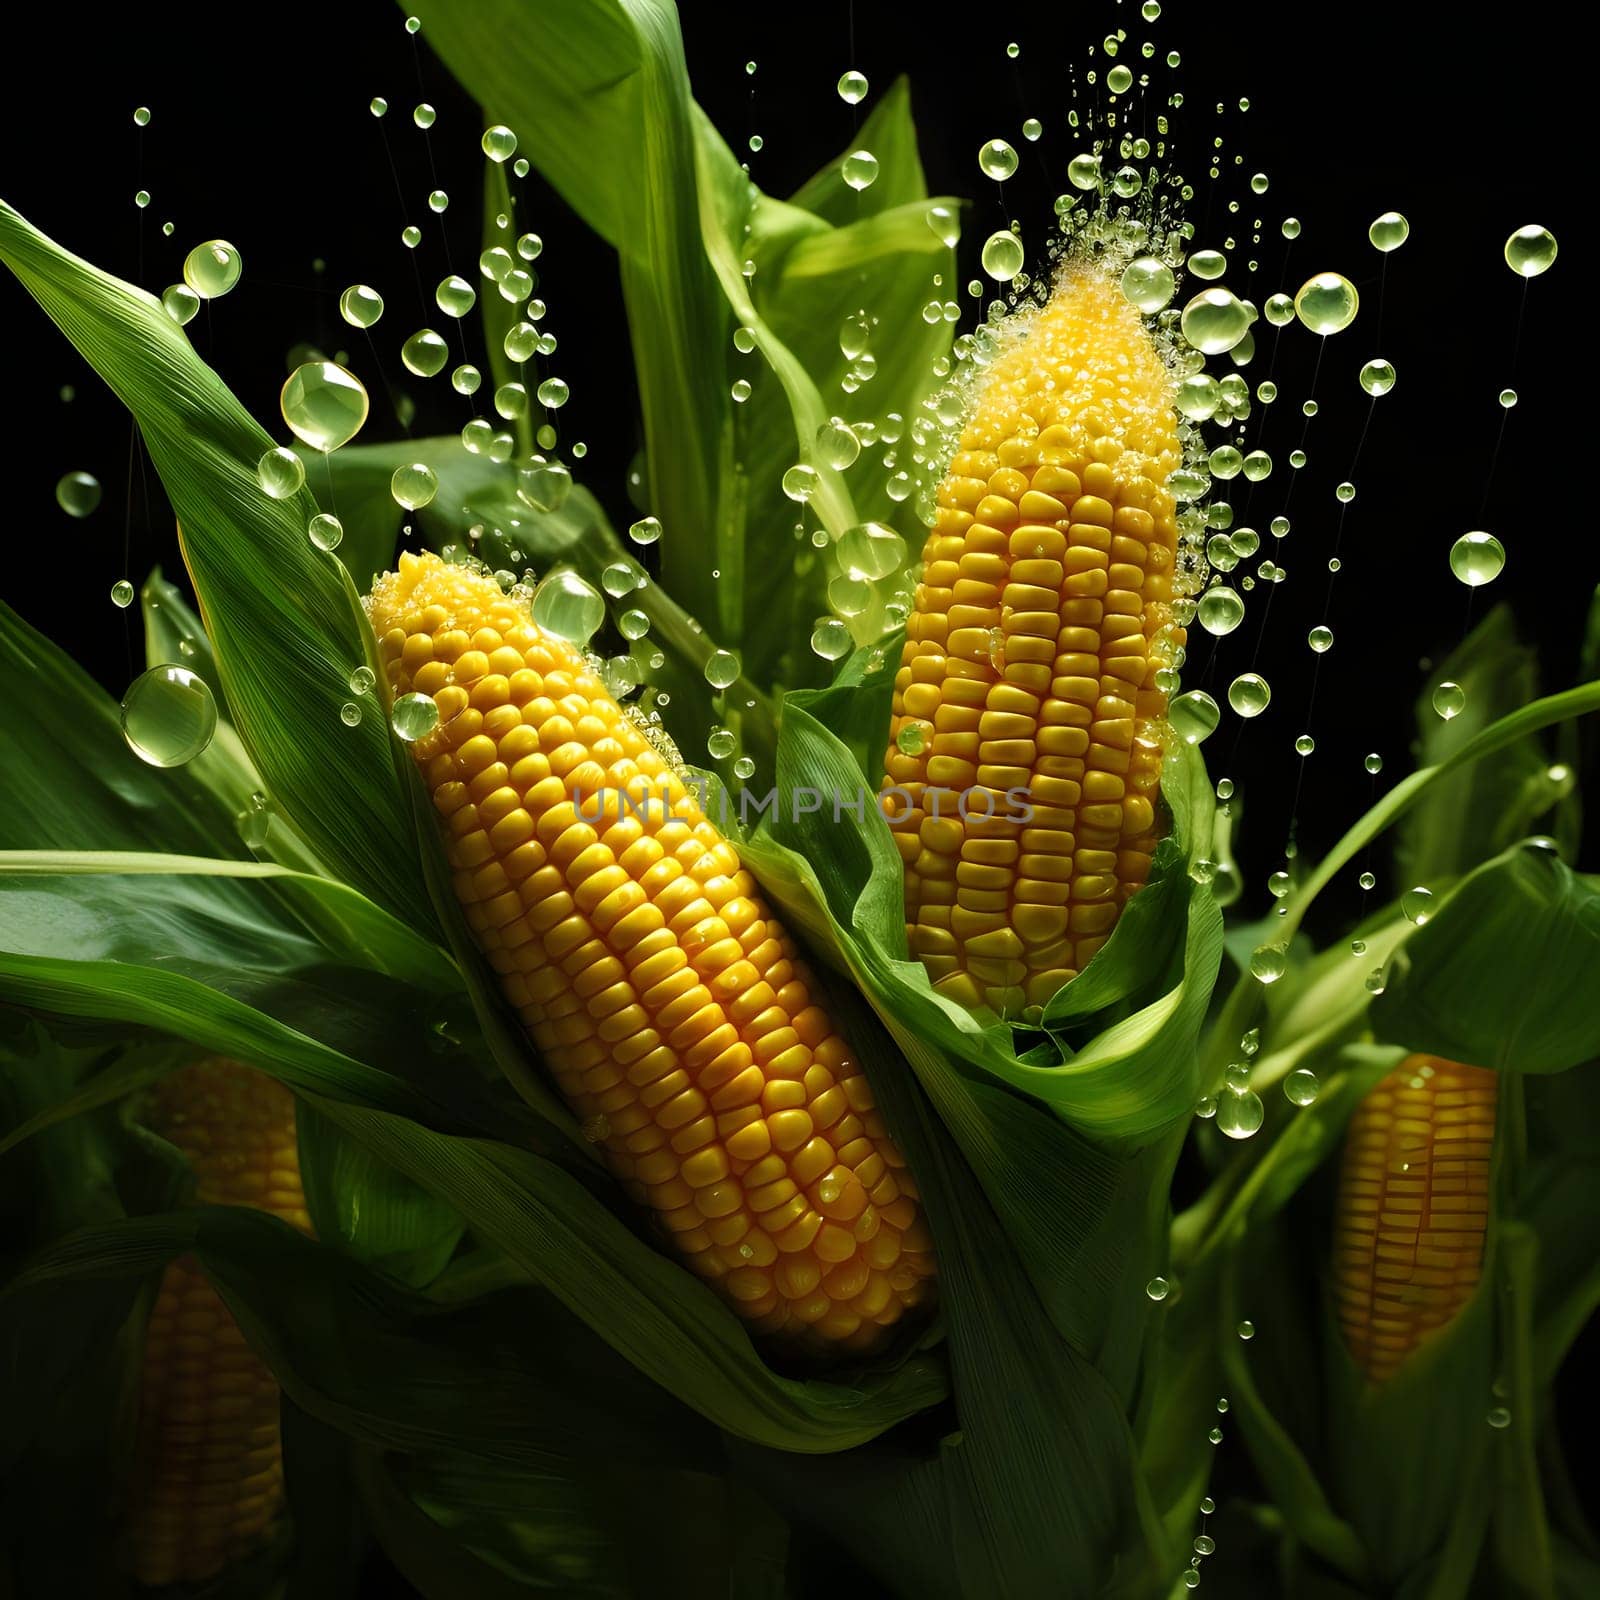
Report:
881,265,1183,1019
127,1059,310,1586
366,553,935,1351
1332,1054,1498,1382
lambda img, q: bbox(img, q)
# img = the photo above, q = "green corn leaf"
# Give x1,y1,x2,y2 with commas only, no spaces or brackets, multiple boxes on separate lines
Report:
0,198,434,933
1370,843,1600,1074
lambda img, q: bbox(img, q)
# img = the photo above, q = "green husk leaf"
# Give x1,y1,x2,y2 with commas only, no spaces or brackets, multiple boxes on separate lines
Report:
1370,843,1600,1074
0,198,433,932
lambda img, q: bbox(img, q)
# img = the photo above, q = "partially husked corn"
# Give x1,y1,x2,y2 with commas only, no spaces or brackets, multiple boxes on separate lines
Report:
366,552,935,1350
1332,1055,1498,1383
128,1060,311,1587
881,265,1182,1019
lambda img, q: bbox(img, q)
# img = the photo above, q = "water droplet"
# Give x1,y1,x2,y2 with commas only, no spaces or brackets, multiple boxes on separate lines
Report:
401,329,449,378
339,701,363,727
981,229,1025,282
536,376,570,410
618,607,650,641
1181,287,1253,354
307,512,343,552
731,377,752,403
427,189,450,214
413,102,436,129
1306,625,1334,654
1295,271,1359,334
1194,1095,1218,1118
1249,944,1286,986
435,275,476,318
1107,64,1134,94
1295,734,1316,756
281,361,370,451
530,570,605,645
836,68,869,105
1224,1062,1252,1092
1449,531,1505,587
1183,1570,1202,1589
481,124,518,162
1195,1535,1217,1557
702,648,742,691
401,225,422,249
811,618,852,660
1022,117,1043,142
707,725,737,761
158,282,200,326
838,521,907,580
1359,358,1396,397
1200,1496,1215,1516
1217,1087,1265,1139
979,139,1019,181
1146,1277,1171,1302
1194,586,1243,637
1236,1320,1256,1341
1121,256,1176,313
133,105,152,127
183,239,242,299
815,417,861,471
1188,249,1228,281
390,462,438,511
1067,152,1102,190
121,665,217,768
384,693,437,744
895,721,926,756
256,447,305,500
1504,225,1557,277
1228,673,1271,718
1367,211,1409,253
110,579,135,608
134,189,151,210
1402,885,1435,925
55,471,102,518
1432,681,1466,721
336,284,384,332
628,515,662,547
1284,1069,1320,1107
841,149,880,191
1487,1406,1512,1429
1168,690,1220,745
517,458,572,513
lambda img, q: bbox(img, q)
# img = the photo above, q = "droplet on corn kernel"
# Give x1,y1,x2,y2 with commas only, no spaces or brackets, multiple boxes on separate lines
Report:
390,691,440,742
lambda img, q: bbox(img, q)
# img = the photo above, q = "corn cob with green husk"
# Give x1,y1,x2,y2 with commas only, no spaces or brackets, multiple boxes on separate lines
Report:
366,553,936,1351
881,264,1183,1020
126,1059,310,1587
1332,1054,1498,1382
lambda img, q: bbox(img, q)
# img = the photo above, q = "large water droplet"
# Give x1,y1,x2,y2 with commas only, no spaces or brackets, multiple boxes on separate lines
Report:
436,275,476,318
705,649,741,690
339,284,384,329
1402,885,1435,924
1121,255,1176,313
1284,1069,1320,1107
1228,672,1271,717
1216,1087,1265,1137
307,512,343,552
281,361,370,451
55,470,102,518
1197,586,1245,636
183,239,242,299
1181,287,1253,354
400,329,449,378
481,124,518,162
536,376,570,409
1432,682,1466,721
121,665,217,768
837,69,869,105
1368,211,1410,252
1503,224,1557,277
925,204,960,247
841,149,880,190
981,229,1025,281
391,691,440,742
390,462,438,510
1449,531,1505,586
517,458,572,513
1188,248,1228,280
1168,689,1220,744
838,521,907,580
979,138,1019,181
1294,272,1359,335
256,447,306,500
628,515,662,547
530,570,605,644
161,283,201,326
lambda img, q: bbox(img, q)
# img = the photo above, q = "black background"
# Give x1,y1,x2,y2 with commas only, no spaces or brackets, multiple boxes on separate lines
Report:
0,0,1589,1591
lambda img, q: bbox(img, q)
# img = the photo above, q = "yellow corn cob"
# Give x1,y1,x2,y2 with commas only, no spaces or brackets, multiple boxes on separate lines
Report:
1331,1054,1498,1383
881,264,1182,1019
127,1059,310,1587
366,552,935,1350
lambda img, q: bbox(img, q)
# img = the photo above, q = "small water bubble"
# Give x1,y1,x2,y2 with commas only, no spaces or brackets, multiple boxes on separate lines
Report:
816,417,861,471
837,68,869,105
134,189,151,209
348,665,376,694
481,124,518,162
110,579,135,608
841,149,880,190
1365,965,1388,995
1146,1277,1171,1302
121,665,217,768
981,229,1025,282
427,189,450,214
731,378,752,403
1194,1094,1218,1119
1188,248,1228,280
1432,681,1466,721
1022,117,1043,142
979,138,1019,182
1236,1320,1256,1341
55,470,102,518
339,284,384,329
452,364,482,396
1402,885,1435,924
536,376,571,410
183,239,242,299
1504,225,1557,277
389,692,438,743
339,702,362,727
1228,672,1271,717
256,447,306,500
1488,1406,1512,1429
412,102,436,129
1284,1069,1320,1107
1359,870,1376,891
307,512,343,552
1307,625,1334,654
628,515,663,548
704,649,741,690
401,224,422,249
1449,531,1505,586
